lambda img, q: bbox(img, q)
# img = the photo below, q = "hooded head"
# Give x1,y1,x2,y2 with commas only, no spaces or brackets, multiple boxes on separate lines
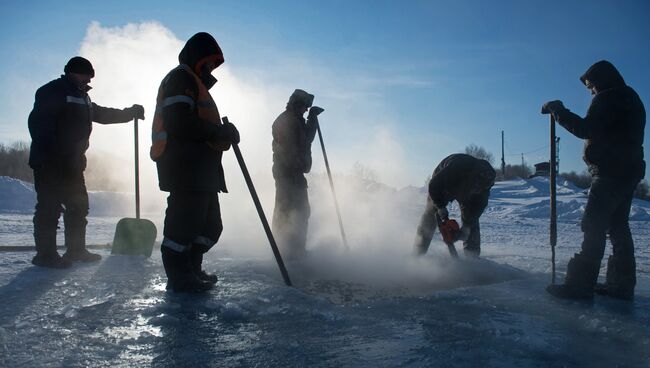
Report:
287,89,314,109
179,32,224,88
579,60,626,92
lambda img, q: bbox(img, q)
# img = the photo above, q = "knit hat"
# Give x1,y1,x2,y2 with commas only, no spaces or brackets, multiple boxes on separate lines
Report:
64,56,95,77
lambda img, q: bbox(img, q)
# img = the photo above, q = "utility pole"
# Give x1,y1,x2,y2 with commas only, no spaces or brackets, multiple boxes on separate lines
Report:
501,130,505,176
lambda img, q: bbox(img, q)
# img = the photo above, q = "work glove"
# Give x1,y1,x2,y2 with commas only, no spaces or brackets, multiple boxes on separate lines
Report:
216,121,240,144
541,100,566,115
308,106,325,119
129,104,145,120
437,207,449,221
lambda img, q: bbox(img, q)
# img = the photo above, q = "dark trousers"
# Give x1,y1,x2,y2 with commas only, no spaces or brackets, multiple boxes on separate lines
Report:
162,191,223,254
32,164,89,255
414,196,482,255
272,175,310,259
579,177,638,263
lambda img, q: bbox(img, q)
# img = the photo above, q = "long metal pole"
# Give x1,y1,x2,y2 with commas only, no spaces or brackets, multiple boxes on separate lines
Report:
550,115,557,284
222,117,292,286
316,122,350,251
501,130,505,177
134,118,140,220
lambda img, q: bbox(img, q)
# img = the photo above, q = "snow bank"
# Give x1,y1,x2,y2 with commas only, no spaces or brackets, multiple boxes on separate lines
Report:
0,177,35,214
489,177,650,222
0,176,133,216
2,175,650,222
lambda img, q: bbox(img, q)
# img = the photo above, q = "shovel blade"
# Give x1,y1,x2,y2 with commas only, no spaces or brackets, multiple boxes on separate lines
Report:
112,218,157,257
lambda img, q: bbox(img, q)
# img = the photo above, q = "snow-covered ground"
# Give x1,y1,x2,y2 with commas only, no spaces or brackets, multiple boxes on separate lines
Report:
1,175,649,367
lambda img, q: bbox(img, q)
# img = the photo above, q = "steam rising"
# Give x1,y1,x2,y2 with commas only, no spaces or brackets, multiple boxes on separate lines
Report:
79,22,515,293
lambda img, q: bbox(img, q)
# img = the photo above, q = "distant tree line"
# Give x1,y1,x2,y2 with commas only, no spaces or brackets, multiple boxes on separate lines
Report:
0,141,129,191
464,143,531,180
0,142,33,182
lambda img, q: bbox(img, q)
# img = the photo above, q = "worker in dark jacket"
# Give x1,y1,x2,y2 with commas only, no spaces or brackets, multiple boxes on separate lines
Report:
271,89,323,260
414,154,496,257
28,56,144,269
543,60,645,300
151,32,240,292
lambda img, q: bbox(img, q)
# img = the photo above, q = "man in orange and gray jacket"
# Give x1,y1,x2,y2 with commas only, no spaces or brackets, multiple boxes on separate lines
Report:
151,32,240,292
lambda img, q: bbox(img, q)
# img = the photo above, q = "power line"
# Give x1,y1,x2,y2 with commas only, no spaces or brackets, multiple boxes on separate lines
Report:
504,144,549,157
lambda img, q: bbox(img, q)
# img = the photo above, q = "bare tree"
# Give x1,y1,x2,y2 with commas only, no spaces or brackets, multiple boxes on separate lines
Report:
464,144,495,165
0,142,33,183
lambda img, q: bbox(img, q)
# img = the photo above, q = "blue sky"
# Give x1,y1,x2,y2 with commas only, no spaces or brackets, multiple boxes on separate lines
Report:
1,0,648,188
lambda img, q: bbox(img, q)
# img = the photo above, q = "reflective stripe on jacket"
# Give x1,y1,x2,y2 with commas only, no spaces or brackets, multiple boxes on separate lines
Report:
150,64,229,161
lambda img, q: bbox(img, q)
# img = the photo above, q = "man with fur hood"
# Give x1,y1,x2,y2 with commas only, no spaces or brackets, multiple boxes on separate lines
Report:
413,153,496,257
543,60,645,300
151,32,240,292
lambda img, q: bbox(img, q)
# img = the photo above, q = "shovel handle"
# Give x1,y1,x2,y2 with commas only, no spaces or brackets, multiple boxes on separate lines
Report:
134,118,140,219
223,116,292,286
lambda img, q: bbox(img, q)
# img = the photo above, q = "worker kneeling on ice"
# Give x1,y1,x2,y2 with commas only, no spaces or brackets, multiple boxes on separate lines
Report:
413,154,496,258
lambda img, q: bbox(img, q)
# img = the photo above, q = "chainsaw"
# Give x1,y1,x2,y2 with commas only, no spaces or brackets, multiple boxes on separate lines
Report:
437,217,460,258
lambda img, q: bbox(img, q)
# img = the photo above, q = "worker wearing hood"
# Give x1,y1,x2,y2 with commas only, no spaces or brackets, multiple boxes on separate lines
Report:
542,60,645,301
151,32,240,292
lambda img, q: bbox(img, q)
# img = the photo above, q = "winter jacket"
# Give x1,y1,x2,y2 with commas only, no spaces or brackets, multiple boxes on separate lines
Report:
428,154,495,224
271,105,318,184
556,60,646,181
153,32,230,193
28,75,135,169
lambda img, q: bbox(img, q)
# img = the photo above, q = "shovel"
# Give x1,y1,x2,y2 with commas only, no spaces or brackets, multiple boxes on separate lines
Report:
111,118,157,257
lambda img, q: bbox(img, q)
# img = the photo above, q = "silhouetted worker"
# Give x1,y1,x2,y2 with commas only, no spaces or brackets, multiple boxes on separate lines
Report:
151,32,240,293
271,89,324,259
543,60,645,300
27,56,144,269
414,154,496,257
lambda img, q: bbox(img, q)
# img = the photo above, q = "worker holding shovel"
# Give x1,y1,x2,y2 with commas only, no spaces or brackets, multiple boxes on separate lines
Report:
150,32,240,293
28,56,144,269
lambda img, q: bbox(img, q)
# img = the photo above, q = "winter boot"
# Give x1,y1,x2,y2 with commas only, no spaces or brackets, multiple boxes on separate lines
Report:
63,248,102,262
63,222,101,262
33,227,71,268
191,249,218,284
32,252,72,269
161,247,213,293
546,253,600,300
594,256,636,301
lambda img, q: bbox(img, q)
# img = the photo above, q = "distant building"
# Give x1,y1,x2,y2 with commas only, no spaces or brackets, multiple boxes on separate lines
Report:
529,162,550,178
